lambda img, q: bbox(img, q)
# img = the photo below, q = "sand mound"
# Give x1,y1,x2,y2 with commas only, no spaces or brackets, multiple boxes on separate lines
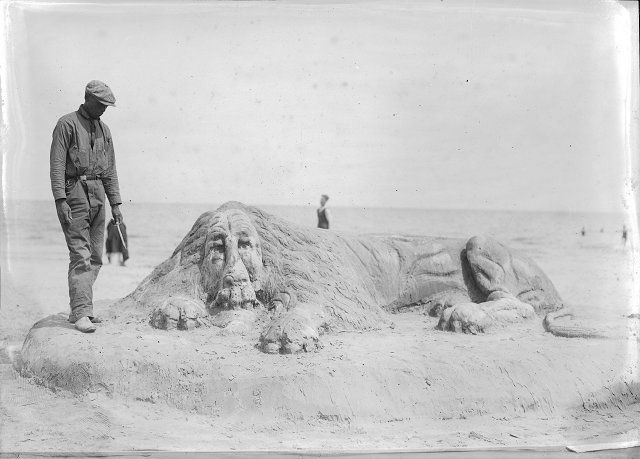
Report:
12,202,638,440
17,312,636,426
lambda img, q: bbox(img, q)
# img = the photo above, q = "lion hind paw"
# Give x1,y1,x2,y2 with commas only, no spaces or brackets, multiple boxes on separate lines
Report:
436,297,535,334
436,302,490,334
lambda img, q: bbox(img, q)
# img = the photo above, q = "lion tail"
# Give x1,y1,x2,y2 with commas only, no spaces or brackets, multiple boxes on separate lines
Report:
543,308,608,339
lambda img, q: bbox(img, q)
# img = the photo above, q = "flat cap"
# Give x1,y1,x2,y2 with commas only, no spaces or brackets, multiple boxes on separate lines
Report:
85,80,116,106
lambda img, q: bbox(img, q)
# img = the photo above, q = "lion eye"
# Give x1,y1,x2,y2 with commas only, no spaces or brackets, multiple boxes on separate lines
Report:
210,239,225,252
238,238,252,249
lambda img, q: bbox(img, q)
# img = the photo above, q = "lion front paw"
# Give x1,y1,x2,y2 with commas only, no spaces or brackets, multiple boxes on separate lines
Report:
150,297,209,330
260,310,321,354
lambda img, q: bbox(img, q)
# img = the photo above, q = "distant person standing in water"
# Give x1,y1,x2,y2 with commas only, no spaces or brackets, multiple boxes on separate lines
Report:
581,227,586,237
317,194,330,229
106,218,129,266
622,224,628,245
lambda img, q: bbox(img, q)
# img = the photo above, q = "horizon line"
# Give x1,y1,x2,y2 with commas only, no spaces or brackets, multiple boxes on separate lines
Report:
3,197,633,216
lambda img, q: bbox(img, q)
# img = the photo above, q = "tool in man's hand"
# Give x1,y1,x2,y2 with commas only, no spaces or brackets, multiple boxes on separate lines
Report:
116,221,127,250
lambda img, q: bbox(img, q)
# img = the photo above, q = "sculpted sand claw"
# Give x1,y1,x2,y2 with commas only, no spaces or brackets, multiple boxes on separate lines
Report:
111,202,593,353
150,296,209,330
437,296,535,334
421,289,471,317
260,309,321,354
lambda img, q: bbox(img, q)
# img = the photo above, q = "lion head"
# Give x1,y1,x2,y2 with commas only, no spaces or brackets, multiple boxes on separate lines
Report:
127,201,344,319
199,208,265,310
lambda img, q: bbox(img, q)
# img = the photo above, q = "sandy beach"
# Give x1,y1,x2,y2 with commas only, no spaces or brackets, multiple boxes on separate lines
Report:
1,201,638,452
2,0,638,453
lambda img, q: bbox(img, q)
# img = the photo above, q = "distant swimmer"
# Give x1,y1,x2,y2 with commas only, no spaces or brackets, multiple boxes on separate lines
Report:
622,224,628,245
317,194,330,229
581,227,586,237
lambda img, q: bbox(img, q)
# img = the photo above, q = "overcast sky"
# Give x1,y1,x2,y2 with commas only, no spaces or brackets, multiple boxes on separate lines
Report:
3,0,638,211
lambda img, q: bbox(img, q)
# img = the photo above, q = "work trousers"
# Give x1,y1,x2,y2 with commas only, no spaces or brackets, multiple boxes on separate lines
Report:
57,178,106,323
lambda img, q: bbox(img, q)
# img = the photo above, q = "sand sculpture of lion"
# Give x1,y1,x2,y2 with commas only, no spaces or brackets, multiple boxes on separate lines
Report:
112,201,593,354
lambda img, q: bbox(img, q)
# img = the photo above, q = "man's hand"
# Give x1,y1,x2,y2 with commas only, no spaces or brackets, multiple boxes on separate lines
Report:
111,204,123,224
55,199,73,225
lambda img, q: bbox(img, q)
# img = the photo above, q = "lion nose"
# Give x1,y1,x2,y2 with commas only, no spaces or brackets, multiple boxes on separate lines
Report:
223,275,235,287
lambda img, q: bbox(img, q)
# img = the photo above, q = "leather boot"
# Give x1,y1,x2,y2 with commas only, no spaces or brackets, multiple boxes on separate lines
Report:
75,316,96,333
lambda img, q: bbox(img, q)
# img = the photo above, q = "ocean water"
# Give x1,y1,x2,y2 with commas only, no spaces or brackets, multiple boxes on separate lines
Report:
3,200,632,261
2,200,636,324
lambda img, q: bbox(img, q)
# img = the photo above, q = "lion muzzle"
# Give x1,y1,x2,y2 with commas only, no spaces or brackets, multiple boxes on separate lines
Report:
213,282,259,310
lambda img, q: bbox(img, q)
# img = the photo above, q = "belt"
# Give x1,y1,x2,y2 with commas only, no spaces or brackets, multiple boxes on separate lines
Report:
66,174,103,181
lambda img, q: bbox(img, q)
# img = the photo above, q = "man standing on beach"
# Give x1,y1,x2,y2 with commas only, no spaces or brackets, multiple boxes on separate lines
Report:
50,80,123,333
